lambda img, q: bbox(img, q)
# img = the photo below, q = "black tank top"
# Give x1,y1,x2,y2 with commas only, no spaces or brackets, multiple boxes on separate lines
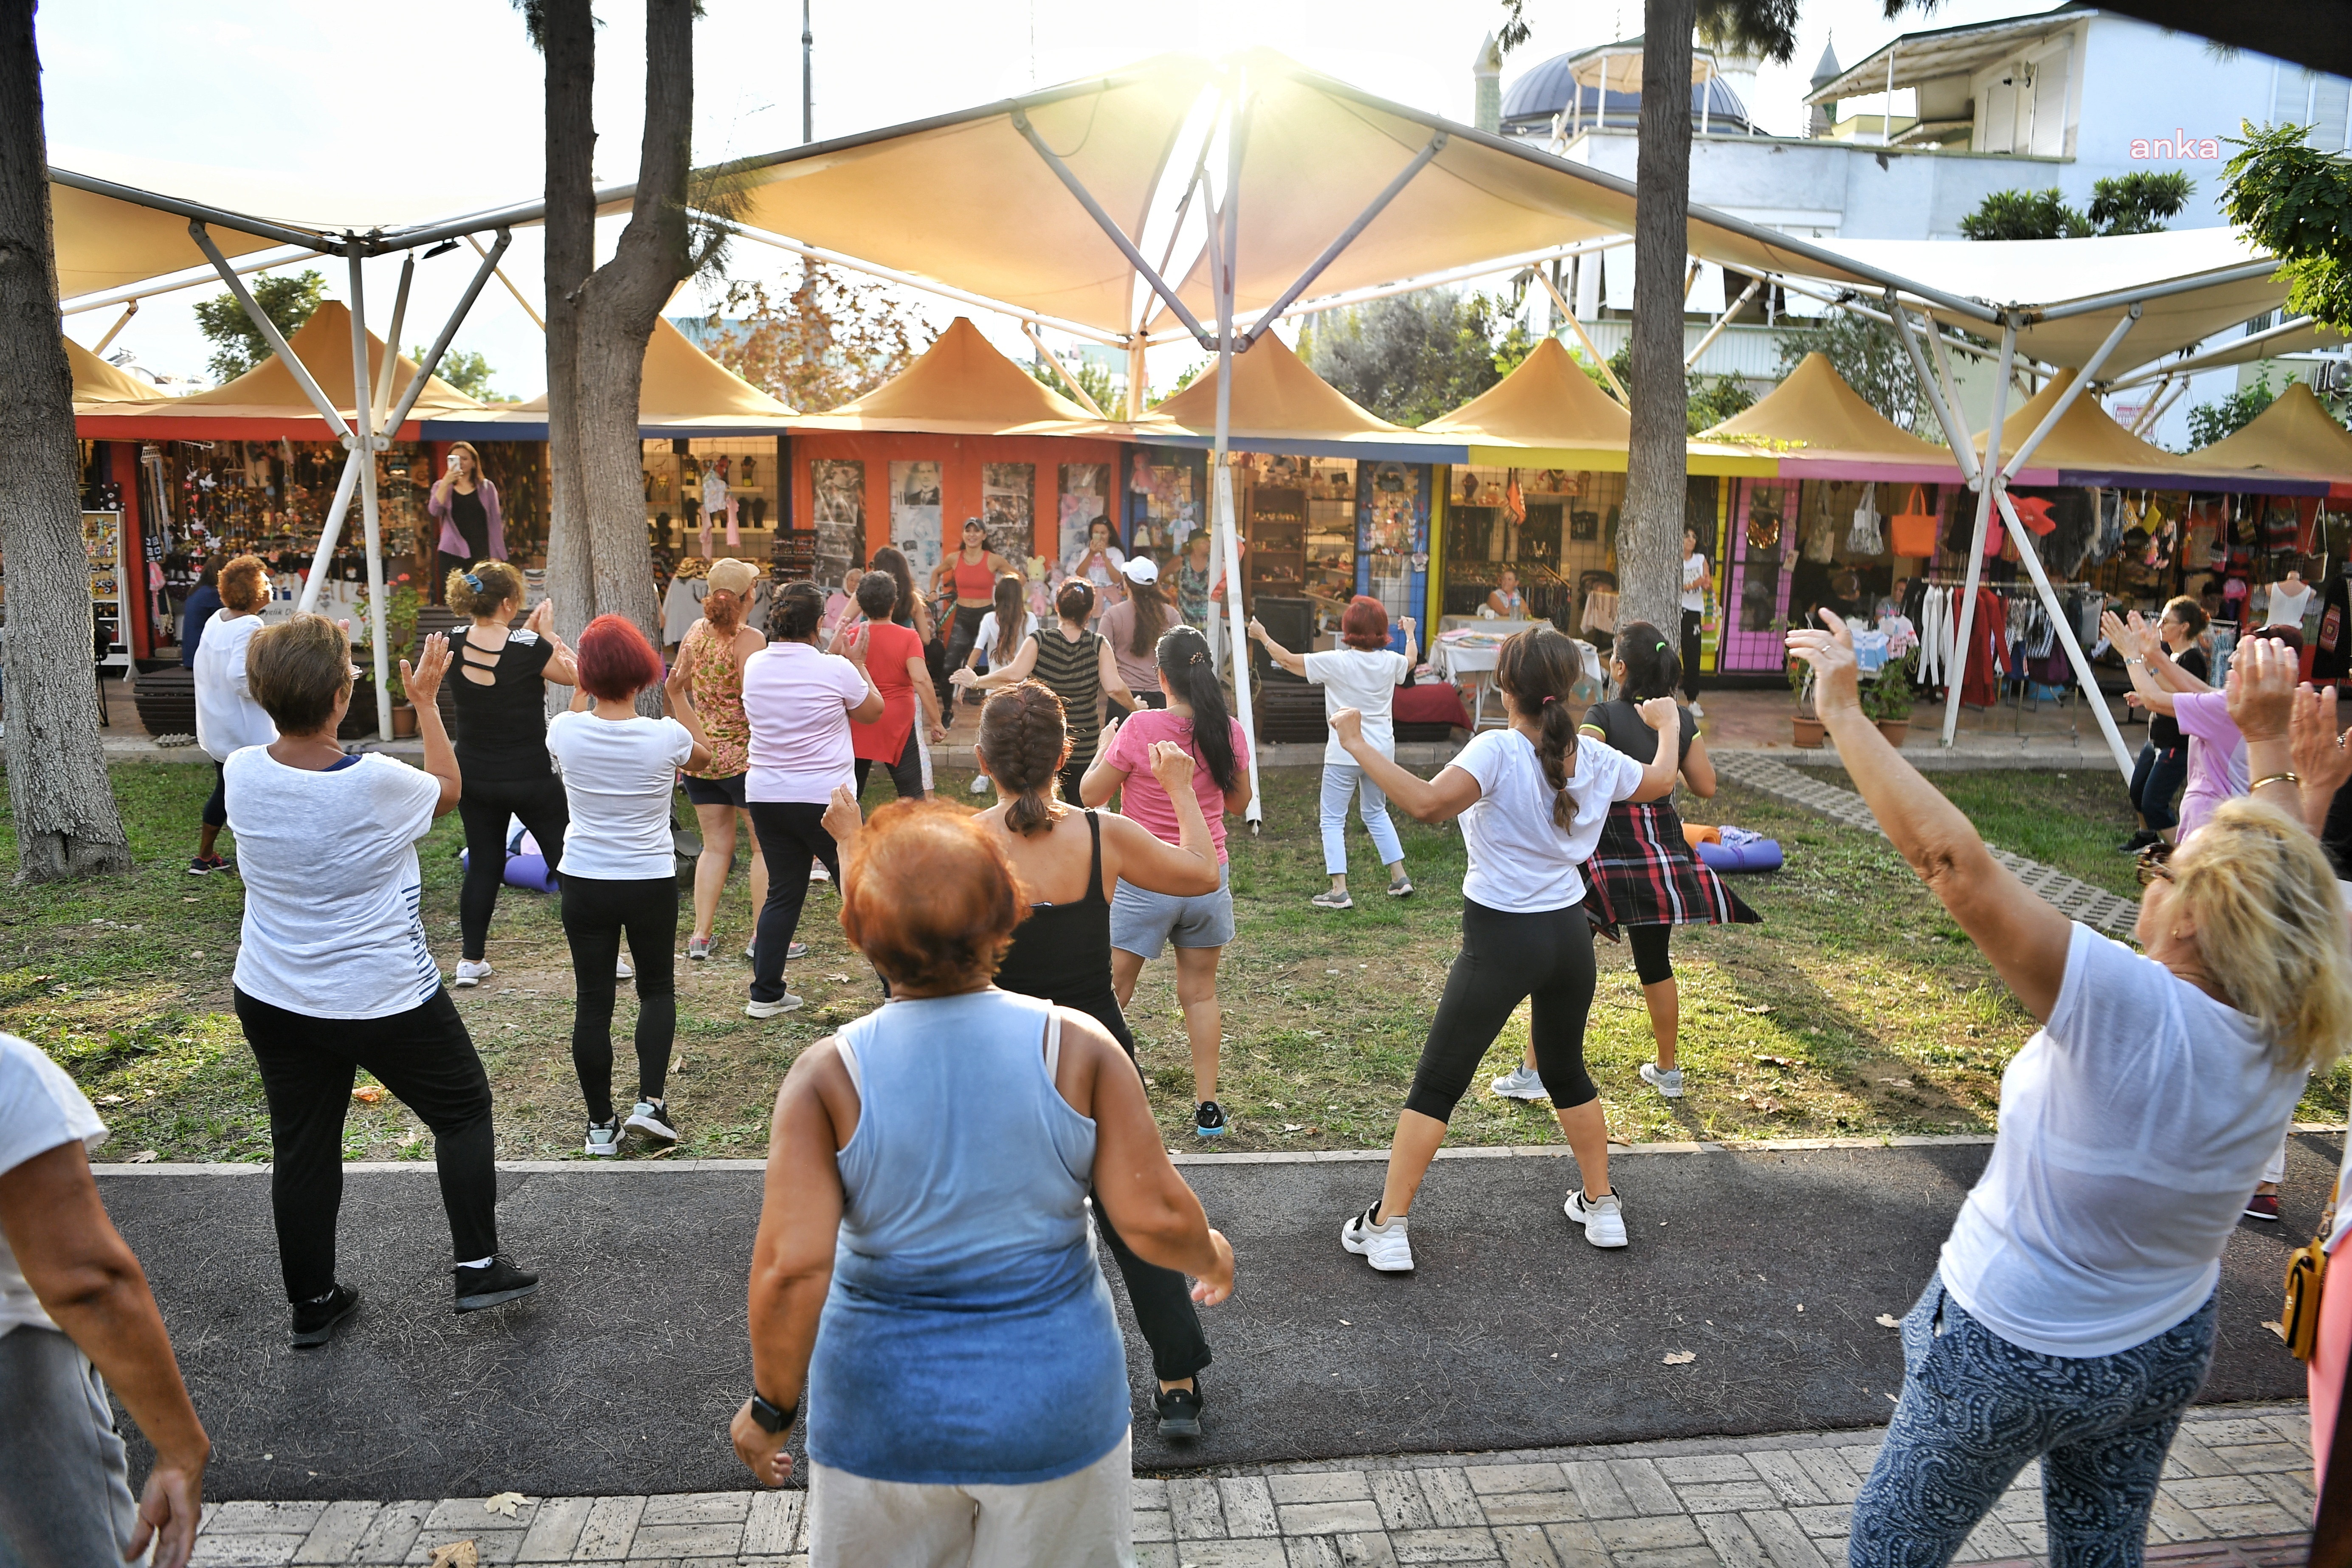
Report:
992,810,1134,1053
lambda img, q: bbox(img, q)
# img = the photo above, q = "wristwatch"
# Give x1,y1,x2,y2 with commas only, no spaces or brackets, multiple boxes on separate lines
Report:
748,1391,798,1434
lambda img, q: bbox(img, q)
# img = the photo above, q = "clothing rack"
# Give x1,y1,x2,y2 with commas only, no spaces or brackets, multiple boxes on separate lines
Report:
1904,578,2107,738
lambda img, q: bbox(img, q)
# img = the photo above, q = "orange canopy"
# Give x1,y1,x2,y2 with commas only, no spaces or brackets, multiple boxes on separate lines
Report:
1976,367,2234,486
792,316,1093,434
1421,337,1628,452
2192,382,2352,481
67,338,163,405
1703,352,1952,465
171,301,478,417
1127,331,1456,459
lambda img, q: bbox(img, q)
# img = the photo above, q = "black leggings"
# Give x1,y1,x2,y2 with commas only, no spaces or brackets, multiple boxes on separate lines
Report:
202,762,227,830
1407,899,1598,1120
1680,609,1704,702
744,801,840,1003
1628,924,1674,986
236,985,498,1301
560,873,678,1123
945,603,989,701
456,774,571,960
853,726,924,802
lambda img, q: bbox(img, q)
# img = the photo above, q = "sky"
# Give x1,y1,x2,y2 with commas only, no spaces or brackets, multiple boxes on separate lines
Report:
41,0,2040,394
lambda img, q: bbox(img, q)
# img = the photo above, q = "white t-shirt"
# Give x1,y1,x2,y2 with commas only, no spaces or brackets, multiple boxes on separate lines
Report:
0,1035,107,1338
227,750,444,1018
1303,648,1410,766
972,611,1039,667
1681,553,1710,613
546,711,696,880
742,643,873,805
1938,922,2309,1358
193,612,277,762
1449,727,1644,911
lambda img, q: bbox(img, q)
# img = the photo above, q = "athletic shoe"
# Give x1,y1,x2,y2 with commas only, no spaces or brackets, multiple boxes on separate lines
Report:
1310,889,1354,910
1491,1064,1548,1101
746,994,804,1019
1194,1099,1227,1137
2245,1193,2282,1222
970,774,991,796
453,1256,540,1313
1155,1380,1205,1441
809,861,830,882
1341,1203,1414,1272
2116,829,2161,855
1687,701,1704,719
786,941,808,960
626,1099,679,1145
687,936,711,961
454,959,493,988
289,1283,361,1349
616,954,634,979
1565,1189,1629,1248
1639,1063,1684,1099
1387,876,1414,898
583,1118,622,1157
186,854,228,876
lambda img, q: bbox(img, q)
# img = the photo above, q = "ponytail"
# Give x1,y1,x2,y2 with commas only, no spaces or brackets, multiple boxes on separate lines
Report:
1155,625,1237,793
1612,619,1680,701
977,682,1072,836
1494,628,1584,833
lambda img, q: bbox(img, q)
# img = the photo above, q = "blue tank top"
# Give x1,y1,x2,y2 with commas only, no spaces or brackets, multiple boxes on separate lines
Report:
807,989,1129,1485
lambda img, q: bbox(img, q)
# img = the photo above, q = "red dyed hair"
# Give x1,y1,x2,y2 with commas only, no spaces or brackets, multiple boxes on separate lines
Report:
1339,594,1391,650
576,614,665,701
839,800,1025,990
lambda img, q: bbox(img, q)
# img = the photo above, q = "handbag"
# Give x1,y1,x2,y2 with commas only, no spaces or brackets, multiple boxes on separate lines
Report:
1745,502,1781,553
1889,487,1939,558
1847,484,1885,555
2281,1181,2336,1360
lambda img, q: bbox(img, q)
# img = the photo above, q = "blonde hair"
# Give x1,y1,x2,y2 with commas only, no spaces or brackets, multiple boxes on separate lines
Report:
446,560,524,618
2173,797,2352,1075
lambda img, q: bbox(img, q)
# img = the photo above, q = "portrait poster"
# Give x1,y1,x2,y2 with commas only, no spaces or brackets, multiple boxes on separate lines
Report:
889,460,944,581
808,459,865,583
1059,462,1112,567
981,462,1035,561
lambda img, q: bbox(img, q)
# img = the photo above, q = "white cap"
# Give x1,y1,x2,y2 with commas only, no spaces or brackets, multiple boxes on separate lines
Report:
1120,555,1160,585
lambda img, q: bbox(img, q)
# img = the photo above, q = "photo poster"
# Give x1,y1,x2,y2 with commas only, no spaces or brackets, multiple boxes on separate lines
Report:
889,459,944,582
809,459,866,584
980,462,1035,563
1060,462,1112,569
1122,460,1198,559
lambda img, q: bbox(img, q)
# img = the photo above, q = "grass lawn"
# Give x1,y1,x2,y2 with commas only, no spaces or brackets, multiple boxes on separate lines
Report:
1812,763,2145,901
18,757,2347,1164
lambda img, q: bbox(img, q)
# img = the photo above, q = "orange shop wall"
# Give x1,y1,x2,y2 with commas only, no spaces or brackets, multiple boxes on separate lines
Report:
788,431,1127,566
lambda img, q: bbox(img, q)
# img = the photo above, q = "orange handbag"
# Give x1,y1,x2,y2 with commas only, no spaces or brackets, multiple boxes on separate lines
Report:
1889,487,1940,558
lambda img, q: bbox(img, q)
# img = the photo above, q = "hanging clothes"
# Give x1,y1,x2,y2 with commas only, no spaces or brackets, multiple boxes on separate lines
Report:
1960,588,2007,708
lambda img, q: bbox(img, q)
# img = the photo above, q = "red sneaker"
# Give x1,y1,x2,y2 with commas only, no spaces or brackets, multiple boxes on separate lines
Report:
2244,1193,2281,1222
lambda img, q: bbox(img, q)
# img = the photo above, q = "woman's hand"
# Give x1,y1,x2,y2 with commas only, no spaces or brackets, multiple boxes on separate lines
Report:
1637,695,1679,732
730,1400,793,1488
2225,636,2298,744
947,664,976,688
400,632,450,707
2293,682,2352,799
667,629,700,687
524,597,555,638
1189,1229,1236,1307
1784,608,1862,718
840,631,869,675
1330,707,1364,749
820,782,862,848
1245,616,1267,643
1147,739,1196,796
926,718,948,745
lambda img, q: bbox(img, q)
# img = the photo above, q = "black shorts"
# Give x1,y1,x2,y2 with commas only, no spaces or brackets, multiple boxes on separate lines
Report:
681,771,747,808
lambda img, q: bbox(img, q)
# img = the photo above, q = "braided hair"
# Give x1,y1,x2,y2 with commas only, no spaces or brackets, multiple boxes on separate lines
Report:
1494,628,1585,833
978,681,1073,836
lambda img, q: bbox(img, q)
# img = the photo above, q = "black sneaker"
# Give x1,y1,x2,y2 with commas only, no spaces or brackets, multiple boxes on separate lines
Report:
1194,1100,1227,1138
2116,830,2160,855
453,1256,541,1313
289,1283,361,1348
1155,1379,1205,1440
626,1099,679,1145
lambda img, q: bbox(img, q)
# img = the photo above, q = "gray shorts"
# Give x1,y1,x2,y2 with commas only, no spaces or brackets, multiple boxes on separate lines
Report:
0,1326,138,1567
1111,863,1234,958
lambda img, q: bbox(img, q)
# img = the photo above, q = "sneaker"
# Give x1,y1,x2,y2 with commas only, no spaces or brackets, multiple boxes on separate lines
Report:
2116,829,2161,855
2245,1192,2282,1222
809,861,830,882
1155,1380,1205,1441
583,1118,622,1157
687,935,711,961
1639,1063,1684,1099
616,954,634,979
970,774,992,796
1194,1099,1227,1137
1565,1189,1629,1248
289,1283,361,1348
186,853,228,876
1386,876,1414,898
746,994,804,1019
454,959,493,988
453,1255,541,1313
626,1099,679,1145
1341,1203,1414,1272
786,941,808,960
1687,701,1704,719
1490,1064,1548,1101
1310,889,1354,910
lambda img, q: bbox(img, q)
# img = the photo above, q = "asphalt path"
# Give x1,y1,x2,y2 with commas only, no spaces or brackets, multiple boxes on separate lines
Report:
99,1134,2338,1501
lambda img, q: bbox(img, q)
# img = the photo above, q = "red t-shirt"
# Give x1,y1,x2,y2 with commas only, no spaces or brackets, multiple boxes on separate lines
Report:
843,619,922,763
1099,708,1250,863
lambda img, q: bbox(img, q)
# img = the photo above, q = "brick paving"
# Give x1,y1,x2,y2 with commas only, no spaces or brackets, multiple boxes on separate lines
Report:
185,1402,2316,1567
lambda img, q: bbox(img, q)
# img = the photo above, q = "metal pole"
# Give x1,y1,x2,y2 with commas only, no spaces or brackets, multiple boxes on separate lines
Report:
348,247,392,740
1685,276,1762,369
802,0,813,144
1527,266,1628,401
1211,79,1263,827
1994,488,2135,777
1939,318,2014,748
383,231,513,434
466,233,544,331
90,299,138,355
294,450,365,615
1237,130,1446,348
189,221,353,443
1999,306,2139,480
373,253,415,422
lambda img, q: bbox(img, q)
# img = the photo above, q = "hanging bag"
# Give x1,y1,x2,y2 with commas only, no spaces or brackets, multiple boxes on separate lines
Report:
1847,483,1885,555
1889,487,1939,557
2279,1182,2334,1360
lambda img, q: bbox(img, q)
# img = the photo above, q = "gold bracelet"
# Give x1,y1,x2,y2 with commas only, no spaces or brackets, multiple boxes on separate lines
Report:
2250,773,2302,791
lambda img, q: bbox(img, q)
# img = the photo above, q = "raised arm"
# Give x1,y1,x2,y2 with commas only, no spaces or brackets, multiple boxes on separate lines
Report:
1078,715,1129,808
1789,608,2070,1020
1334,708,1483,823
1399,617,1418,670
524,600,578,686
952,635,1037,692
1246,617,1308,677
2228,637,2323,829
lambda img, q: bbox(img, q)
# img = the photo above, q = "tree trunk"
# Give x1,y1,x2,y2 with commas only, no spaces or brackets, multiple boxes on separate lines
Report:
1617,0,1697,641
0,3,130,881
541,0,595,656
569,0,693,683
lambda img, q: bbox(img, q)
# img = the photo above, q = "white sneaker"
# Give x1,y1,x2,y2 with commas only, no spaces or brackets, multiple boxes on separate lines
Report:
746,994,804,1019
1565,1190,1629,1248
808,860,830,883
1687,701,1704,719
453,959,493,988
583,1119,622,1157
969,774,991,795
1310,889,1354,910
1640,1063,1684,1098
616,954,634,979
1341,1204,1414,1272
1491,1064,1547,1101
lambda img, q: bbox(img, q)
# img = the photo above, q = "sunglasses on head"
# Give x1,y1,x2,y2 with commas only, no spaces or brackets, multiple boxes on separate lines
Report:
2135,840,2175,886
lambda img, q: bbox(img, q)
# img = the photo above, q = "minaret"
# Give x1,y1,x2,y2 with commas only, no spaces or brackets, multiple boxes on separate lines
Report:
1808,38,1841,137
1473,33,1503,134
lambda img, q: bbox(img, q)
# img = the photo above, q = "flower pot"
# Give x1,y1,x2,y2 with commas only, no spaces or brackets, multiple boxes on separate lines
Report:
1791,715,1825,749
1875,718,1911,747
392,704,419,739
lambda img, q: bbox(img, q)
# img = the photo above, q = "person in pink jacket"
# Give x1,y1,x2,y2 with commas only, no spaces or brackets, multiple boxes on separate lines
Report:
426,442,505,594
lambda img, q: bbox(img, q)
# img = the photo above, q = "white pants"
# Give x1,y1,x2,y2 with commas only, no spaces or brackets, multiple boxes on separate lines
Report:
807,1430,1133,1568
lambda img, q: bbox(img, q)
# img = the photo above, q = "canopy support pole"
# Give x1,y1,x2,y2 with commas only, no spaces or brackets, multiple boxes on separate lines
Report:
1921,311,1973,429
90,299,138,355
1021,320,1104,417
1938,318,2013,750
188,221,353,445
1236,129,1447,349
2001,306,2140,479
1527,267,1628,402
293,453,366,617
382,231,510,433
1206,83,1262,828
2127,374,2174,435
373,254,415,422
467,233,545,332
1011,105,1218,349
348,246,392,742
1993,487,2134,777
1685,276,1762,369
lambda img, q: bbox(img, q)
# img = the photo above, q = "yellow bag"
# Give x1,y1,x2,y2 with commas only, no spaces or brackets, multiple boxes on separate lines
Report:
2282,1180,2338,1362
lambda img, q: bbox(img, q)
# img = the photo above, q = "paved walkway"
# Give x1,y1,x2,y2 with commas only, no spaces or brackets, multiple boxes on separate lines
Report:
184,1402,2316,1567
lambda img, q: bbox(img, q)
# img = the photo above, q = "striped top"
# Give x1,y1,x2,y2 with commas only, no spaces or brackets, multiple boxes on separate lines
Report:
1029,625,1107,766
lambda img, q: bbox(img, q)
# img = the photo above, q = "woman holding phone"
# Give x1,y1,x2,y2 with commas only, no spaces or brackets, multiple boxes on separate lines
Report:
426,442,504,595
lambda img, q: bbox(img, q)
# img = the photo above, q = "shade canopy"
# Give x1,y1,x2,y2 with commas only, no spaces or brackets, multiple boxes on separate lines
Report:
1976,368,2248,488
426,316,794,440
66,338,163,404
2193,382,2352,481
1701,352,1958,471
1127,331,1458,459
795,316,1094,434
1422,337,1628,452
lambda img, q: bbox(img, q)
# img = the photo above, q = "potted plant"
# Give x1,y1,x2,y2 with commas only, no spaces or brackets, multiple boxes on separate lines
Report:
353,575,424,735
1862,648,1918,747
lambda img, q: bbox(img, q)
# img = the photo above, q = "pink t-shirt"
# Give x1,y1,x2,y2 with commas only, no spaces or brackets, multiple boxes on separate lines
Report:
2170,691,2249,845
1100,708,1250,863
